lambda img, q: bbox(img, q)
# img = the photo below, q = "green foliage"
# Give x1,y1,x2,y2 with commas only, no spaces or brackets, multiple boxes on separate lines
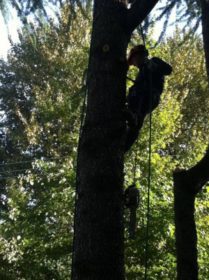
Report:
0,7,90,279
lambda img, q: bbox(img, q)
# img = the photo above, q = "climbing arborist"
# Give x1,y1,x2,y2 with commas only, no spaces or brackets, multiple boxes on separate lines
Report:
125,45,172,152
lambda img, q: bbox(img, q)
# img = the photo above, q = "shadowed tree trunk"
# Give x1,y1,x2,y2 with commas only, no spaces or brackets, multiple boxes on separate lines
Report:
173,149,209,280
72,1,159,279
173,2,209,278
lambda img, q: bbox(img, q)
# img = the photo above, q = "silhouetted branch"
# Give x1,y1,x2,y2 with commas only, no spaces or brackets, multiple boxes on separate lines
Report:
174,148,209,195
173,147,209,279
127,0,160,33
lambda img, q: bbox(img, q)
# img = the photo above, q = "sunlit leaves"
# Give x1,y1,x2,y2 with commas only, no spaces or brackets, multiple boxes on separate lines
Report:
0,6,90,279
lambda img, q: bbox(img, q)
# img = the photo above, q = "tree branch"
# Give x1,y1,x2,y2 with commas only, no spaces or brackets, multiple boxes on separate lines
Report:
174,148,209,194
186,148,209,193
127,0,160,33
173,148,209,279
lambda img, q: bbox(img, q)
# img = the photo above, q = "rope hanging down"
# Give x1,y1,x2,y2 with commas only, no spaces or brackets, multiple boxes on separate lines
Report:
141,24,152,279
132,23,147,183
130,24,152,280
144,81,152,280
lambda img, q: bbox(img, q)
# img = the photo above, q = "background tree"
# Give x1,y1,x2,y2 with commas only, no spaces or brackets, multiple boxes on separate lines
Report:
0,7,90,278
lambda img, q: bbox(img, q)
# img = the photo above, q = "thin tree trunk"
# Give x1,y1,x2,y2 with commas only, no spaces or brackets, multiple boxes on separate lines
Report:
173,149,209,280
174,171,198,280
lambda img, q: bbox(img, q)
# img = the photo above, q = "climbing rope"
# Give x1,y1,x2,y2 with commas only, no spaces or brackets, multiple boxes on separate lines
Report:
138,23,152,280
132,22,147,183
132,25,145,184
126,22,152,277
144,55,153,280
130,59,152,280
144,102,152,280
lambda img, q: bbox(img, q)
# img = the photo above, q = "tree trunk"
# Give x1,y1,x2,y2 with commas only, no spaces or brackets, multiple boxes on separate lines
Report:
200,0,209,78
72,3,128,279
173,171,198,280
72,1,160,279
173,149,209,280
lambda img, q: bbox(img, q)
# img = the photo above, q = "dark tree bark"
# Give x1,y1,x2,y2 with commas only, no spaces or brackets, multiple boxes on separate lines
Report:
72,1,160,279
173,2,209,278
173,149,209,280
200,0,209,78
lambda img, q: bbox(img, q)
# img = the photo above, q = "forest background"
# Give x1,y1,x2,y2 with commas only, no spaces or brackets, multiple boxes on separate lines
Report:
0,3,209,280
